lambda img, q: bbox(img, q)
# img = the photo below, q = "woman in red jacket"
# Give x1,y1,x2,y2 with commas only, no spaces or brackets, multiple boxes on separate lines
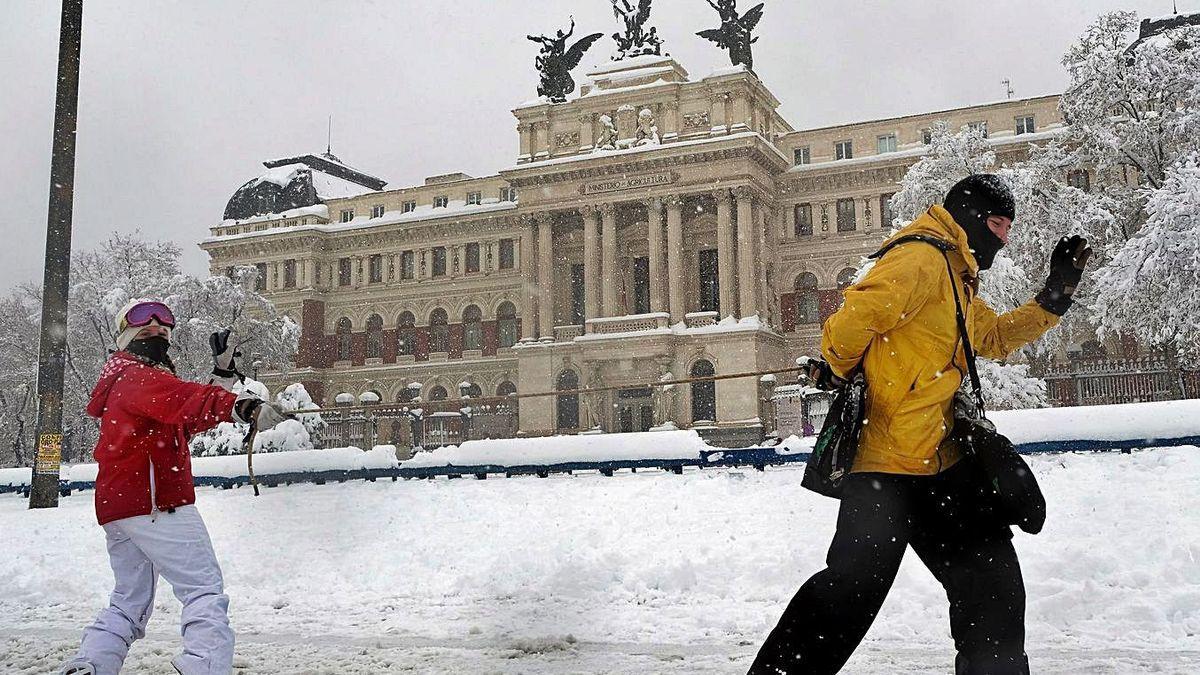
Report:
61,300,285,675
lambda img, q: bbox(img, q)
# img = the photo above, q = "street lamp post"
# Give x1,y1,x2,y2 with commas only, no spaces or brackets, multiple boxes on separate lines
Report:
29,0,85,509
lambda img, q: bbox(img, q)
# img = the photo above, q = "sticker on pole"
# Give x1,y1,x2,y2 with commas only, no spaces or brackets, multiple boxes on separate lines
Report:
35,433,62,475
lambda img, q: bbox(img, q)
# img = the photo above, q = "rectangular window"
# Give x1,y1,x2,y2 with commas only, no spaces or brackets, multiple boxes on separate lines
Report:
570,264,585,325
340,209,354,223
967,121,988,138
698,249,719,313
836,198,856,232
400,250,415,280
793,146,810,166
432,247,447,277
500,187,518,202
338,258,352,286
632,257,650,315
465,242,480,273
466,191,481,205
876,134,897,154
254,263,267,291
401,200,416,213
283,259,296,288
794,203,813,237
368,254,382,283
433,196,448,208
498,238,515,270
1016,116,1035,135
880,193,895,228
921,128,933,145
370,204,385,218
835,140,853,160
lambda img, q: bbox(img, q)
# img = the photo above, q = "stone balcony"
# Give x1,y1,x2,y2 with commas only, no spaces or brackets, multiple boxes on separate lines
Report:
553,324,585,342
684,311,718,328
585,312,671,336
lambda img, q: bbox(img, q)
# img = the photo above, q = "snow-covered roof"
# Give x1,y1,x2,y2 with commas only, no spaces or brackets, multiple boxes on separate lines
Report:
222,152,386,221
503,130,788,172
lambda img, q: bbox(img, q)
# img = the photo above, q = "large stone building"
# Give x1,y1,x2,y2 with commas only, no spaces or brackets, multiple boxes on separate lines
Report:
200,54,1065,441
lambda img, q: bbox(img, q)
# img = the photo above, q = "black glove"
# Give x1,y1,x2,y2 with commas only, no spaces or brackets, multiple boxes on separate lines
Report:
1035,235,1092,316
798,356,846,392
209,329,244,381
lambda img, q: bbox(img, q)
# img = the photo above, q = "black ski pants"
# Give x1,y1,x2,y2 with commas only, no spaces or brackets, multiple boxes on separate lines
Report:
748,461,1029,675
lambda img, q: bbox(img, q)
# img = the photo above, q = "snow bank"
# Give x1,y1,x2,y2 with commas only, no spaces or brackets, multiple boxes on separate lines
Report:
190,445,398,477
991,399,1200,445
402,430,713,468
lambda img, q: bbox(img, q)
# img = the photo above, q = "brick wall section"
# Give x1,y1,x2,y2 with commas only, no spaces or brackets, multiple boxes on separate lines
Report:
482,320,498,356
817,289,842,324
297,299,327,368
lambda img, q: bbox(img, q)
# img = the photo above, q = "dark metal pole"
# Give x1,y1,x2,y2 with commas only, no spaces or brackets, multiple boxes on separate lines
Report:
29,0,84,509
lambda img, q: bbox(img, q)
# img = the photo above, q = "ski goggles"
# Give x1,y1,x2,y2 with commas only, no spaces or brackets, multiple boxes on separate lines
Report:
120,301,176,330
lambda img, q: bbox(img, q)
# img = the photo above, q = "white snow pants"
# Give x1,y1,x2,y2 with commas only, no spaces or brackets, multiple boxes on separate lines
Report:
72,505,234,675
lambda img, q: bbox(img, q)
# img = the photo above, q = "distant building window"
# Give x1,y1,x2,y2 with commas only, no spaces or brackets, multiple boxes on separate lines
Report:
1068,169,1091,192
463,305,483,351
433,196,449,208
340,209,354,223
876,134,897,154
795,273,819,325
255,263,267,291
835,140,853,160
921,128,933,145
836,198,856,232
465,242,480,273
466,191,481,205
880,193,895,228
400,250,415,280
793,146,810,166
967,121,988,138
497,301,518,347
368,254,383,284
397,311,415,356
432,247,447,277
335,318,352,361
794,203,813,237
338,258,352,286
498,238,515,270
370,204,385,218
283,259,296,288
429,308,449,353
401,200,416,213
500,187,518,202
366,314,383,359
1016,116,1036,135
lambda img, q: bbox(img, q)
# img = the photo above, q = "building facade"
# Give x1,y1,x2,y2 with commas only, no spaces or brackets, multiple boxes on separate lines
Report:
200,55,1065,441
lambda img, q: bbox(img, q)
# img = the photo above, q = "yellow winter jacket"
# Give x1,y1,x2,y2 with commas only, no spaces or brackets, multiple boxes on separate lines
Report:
821,205,1059,476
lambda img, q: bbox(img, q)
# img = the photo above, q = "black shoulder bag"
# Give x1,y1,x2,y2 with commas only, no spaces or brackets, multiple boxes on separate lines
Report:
800,234,954,499
943,255,1047,535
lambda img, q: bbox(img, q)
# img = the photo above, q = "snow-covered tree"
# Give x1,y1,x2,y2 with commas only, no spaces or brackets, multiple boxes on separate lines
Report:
975,359,1049,410
1092,152,1200,366
189,380,324,456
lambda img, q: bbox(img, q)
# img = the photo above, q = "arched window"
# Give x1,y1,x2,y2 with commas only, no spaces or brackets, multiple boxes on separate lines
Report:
556,369,579,430
398,381,421,403
795,273,819,326
497,301,518,348
335,317,353,361
334,392,355,407
690,359,717,424
429,308,449,353
397,311,416,357
496,380,517,397
459,382,482,399
428,385,448,401
463,305,483,351
365,314,383,359
836,267,857,291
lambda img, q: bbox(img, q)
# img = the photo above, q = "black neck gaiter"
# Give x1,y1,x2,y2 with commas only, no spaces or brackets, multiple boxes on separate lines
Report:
127,337,176,372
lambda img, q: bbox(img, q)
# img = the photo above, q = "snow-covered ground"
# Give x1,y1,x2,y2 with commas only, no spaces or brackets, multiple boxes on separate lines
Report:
2,448,1199,673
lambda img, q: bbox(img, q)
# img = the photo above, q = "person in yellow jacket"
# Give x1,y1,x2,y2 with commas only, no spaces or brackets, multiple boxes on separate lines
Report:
749,174,1091,675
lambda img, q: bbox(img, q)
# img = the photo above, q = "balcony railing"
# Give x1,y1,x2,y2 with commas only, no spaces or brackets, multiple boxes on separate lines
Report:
585,312,671,335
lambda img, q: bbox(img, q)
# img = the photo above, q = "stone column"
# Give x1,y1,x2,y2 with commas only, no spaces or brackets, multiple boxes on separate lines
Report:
665,195,685,323
757,202,773,322
302,258,315,289
714,189,736,317
520,218,537,339
662,100,680,141
517,123,532,162
537,214,554,339
532,121,549,159
709,92,730,136
600,203,618,316
582,205,600,325
735,186,757,318
646,197,666,314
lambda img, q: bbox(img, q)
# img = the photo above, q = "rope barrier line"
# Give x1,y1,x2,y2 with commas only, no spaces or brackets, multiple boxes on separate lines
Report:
293,365,811,415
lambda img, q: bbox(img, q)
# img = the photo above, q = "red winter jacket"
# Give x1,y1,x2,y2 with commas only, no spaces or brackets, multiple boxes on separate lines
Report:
87,351,237,525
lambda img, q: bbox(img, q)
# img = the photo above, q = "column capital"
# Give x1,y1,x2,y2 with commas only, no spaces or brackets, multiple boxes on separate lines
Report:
580,204,598,218
578,113,596,124
599,202,617,217
732,184,756,201
664,195,684,209
662,100,680,111
645,196,664,212
710,188,731,204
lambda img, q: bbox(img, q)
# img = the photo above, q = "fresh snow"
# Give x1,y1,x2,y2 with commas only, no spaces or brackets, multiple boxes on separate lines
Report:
2,447,1198,673
402,430,712,468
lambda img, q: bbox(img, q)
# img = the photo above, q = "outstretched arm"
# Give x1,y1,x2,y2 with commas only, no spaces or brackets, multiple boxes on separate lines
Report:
969,298,1058,361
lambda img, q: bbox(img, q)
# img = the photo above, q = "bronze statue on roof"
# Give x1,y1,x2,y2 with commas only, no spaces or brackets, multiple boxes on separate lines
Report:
697,0,764,71
527,17,605,103
611,0,666,60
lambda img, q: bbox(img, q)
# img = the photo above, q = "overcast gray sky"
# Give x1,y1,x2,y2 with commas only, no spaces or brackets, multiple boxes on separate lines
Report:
1,0,1190,289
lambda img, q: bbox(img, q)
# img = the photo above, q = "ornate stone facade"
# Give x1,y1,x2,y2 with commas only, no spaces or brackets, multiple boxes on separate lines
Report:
202,55,1065,437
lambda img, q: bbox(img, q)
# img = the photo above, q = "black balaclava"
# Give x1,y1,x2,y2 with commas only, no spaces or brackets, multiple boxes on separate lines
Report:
126,336,175,372
942,174,1015,270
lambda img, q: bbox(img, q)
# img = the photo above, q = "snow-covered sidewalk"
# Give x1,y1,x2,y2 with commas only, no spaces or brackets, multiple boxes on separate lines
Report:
2,448,1199,673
